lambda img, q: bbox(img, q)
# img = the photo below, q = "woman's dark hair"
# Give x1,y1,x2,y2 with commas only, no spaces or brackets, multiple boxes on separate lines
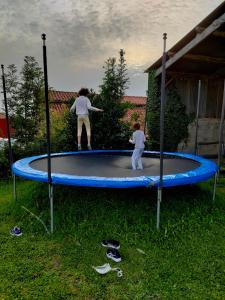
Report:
78,88,89,96
133,123,140,130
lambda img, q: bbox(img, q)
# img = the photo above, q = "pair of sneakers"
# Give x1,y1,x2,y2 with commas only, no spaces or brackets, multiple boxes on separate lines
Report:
101,239,121,262
10,226,22,236
78,144,92,151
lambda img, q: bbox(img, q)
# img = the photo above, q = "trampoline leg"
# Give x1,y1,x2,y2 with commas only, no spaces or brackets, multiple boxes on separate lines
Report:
13,174,17,201
212,172,218,202
49,184,54,233
157,187,162,229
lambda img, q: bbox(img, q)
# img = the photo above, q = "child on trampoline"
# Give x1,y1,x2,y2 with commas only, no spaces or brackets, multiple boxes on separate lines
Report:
70,88,103,150
129,123,146,170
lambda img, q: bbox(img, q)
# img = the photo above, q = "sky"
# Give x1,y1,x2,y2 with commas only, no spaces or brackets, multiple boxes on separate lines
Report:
0,0,224,112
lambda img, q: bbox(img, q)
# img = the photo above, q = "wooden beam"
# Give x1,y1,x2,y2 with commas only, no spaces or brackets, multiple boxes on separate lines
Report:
166,70,210,79
155,12,225,77
184,54,225,64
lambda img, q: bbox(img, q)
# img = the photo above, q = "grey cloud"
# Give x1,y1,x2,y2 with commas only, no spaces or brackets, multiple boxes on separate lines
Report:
0,0,223,100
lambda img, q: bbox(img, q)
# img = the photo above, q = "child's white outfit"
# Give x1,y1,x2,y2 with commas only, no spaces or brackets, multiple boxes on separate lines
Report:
70,96,99,137
129,130,146,170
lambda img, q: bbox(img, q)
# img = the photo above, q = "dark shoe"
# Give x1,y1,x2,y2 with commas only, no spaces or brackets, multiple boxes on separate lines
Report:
10,227,22,236
106,248,121,262
101,239,120,249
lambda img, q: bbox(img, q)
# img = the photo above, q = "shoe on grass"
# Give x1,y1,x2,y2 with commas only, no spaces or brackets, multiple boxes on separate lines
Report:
10,227,22,237
106,248,121,263
87,144,92,150
78,144,81,151
101,239,120,249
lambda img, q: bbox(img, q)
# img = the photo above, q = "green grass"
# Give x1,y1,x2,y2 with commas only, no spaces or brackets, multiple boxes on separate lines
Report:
0,178,225,299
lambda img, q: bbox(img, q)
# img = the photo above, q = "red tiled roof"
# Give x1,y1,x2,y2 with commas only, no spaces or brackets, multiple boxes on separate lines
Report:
49,90,77,102
49,90,146,127
49,90,147,105
123,96,146,106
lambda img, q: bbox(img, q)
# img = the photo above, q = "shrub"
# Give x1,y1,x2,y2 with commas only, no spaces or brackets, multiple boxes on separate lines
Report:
146,73,190,151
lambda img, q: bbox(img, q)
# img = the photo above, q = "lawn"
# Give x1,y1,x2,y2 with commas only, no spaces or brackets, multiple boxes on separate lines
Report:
0,178,225,299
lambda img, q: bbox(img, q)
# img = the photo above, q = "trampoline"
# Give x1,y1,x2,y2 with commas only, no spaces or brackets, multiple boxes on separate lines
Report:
12,150,218,188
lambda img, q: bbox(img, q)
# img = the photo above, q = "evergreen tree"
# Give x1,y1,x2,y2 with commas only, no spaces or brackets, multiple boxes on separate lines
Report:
4,64,19,116
164,84,189,151
90,50,131,149
146,71,160,149
146,73,189,151
5,56,44,144
117,49,129,99
65,49,131,150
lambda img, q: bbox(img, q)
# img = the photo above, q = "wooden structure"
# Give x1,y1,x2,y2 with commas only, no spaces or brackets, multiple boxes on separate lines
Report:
145,2,225,155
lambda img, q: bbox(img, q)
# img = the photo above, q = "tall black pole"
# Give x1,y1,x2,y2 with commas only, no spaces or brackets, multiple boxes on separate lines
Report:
157,33,167,229
1,64,13,170
159,33,167,188
42,33,53,233
42,34,52,184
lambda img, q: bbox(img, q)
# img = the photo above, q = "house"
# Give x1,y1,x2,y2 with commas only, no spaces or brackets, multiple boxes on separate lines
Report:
0,112,8,138
145,1,225,155
49,90,147,128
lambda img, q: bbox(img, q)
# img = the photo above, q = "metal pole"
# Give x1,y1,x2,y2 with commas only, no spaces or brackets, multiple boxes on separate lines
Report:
42,33,53,233
217,79,225,169
157,188,162,229
1,65,13,170
13,174,17,200
194,80,201,155
49,185,54,233
157,33,167,230
212,172,217,202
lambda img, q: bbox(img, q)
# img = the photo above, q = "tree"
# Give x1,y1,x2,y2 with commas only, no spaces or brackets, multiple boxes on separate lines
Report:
90,49,131,149
164,84,189,151
146,71,160,149
5,56,44,145
64,50,131,150
146,73,190,151
4,64,19,116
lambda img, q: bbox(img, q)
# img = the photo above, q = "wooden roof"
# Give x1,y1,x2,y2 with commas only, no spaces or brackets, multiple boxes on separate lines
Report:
145,2,225,79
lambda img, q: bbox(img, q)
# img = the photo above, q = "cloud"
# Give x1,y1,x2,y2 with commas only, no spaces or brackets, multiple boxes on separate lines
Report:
0,0,223,101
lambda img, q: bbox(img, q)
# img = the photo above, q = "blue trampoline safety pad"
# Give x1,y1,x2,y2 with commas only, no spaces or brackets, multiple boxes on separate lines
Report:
12,150,219,188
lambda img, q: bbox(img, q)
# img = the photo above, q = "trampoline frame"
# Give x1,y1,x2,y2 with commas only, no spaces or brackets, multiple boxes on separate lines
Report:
12,150,218,188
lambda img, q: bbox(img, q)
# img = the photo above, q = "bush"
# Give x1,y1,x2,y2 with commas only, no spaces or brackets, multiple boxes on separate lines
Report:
147,74,190,151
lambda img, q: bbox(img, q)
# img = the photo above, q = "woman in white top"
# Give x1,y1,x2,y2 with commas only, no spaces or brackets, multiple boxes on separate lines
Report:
129,123,146,170
70,88,103,150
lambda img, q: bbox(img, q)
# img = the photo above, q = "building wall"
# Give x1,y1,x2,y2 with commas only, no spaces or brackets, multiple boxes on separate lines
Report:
0,118,8,138
175,78,224,118
178,118,224,155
